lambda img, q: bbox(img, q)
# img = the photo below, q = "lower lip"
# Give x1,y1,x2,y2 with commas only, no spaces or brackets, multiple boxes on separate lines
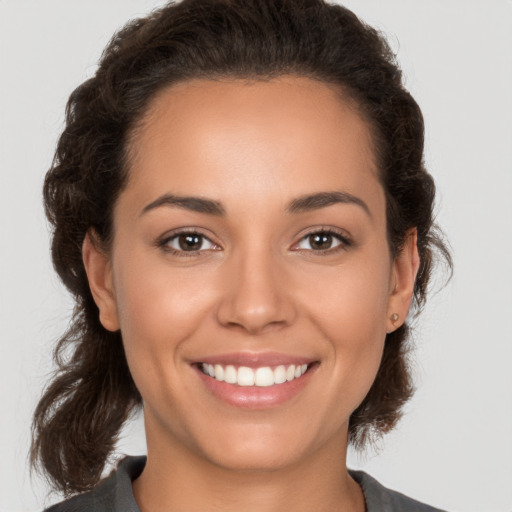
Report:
194,365,317,409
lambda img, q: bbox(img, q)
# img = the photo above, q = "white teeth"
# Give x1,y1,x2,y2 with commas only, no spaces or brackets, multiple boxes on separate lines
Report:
200,363,309,387
255,367,274,387
237,366,255,386
274,365,287,384
214,364,224,382
224,365,237,384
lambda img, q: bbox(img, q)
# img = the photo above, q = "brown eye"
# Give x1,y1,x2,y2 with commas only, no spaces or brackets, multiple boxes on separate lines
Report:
178,233,203,251
295,230,348,252
308,233,334,250
162,232,217,253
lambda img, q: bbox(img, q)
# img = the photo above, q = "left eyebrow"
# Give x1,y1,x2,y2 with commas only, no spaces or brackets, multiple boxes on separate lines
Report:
286,191,371,217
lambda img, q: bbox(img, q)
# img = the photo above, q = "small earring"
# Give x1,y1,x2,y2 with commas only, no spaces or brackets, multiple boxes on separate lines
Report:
390,313,399,324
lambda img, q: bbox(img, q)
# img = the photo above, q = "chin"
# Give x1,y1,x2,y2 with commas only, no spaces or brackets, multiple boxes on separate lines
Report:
194,422,318,473
206,444,304,473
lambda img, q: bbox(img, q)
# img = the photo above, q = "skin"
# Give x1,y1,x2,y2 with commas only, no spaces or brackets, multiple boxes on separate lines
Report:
83,75,419,512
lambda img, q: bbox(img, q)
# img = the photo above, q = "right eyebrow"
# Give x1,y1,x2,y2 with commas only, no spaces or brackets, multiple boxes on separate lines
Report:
140,194,226,217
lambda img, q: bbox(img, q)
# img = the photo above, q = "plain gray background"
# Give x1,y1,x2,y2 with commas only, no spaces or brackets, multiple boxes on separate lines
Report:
1,1,511,511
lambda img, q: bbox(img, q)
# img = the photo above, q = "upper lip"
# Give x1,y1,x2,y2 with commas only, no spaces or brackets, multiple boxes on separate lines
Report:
193,351,317,368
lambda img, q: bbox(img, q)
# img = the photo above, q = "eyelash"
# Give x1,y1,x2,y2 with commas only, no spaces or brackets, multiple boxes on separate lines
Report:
157,229,219,258
293,227,352,254
157,227,351,257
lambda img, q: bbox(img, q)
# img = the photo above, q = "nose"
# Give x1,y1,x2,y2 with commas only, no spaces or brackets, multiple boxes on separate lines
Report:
216,248,297,335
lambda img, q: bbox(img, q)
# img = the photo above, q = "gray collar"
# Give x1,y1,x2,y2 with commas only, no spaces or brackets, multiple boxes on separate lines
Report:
46,456,446,512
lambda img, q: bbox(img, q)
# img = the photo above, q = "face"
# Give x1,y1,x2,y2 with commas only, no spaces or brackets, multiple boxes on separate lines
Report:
84,76,417,473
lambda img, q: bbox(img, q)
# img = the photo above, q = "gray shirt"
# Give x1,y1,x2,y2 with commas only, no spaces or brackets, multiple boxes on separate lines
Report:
45,456,447,512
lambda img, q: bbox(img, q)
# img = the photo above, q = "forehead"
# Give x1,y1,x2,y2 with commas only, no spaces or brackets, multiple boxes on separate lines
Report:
123,76,383,217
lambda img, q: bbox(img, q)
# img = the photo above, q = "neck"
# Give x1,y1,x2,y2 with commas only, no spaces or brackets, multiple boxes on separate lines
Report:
133,420,365,512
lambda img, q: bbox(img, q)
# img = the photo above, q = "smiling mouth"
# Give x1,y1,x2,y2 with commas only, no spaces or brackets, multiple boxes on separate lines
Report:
198,363,311,387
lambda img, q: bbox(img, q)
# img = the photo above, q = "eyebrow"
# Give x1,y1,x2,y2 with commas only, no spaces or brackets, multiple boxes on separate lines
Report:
286,191,371,217
140,190,370,217
141,194,225,216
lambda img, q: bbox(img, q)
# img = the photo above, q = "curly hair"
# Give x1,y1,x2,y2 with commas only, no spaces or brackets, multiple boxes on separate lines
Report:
32,0,451,496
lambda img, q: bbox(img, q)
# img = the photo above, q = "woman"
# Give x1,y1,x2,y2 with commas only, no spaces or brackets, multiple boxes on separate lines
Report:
31,0,451,510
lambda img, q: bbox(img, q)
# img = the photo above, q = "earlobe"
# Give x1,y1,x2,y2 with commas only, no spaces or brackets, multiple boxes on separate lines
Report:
82,232,120,332
386,228,420,333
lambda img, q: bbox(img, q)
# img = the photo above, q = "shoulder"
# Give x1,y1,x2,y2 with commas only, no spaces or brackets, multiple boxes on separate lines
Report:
349,470,448,512
43,456,145,512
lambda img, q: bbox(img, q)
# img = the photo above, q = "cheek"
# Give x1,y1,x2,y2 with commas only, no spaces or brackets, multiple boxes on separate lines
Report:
296,254,391,401
110,252,217,367
310,281,388,366
299,253,391,338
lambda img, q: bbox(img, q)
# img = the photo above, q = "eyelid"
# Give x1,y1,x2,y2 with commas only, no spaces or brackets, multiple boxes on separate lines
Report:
156,227,221,255
155,225,351,256
290,226,352,253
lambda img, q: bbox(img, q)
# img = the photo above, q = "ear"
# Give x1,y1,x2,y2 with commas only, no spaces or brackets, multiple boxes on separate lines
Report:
82,231,120,332
386,228,421,333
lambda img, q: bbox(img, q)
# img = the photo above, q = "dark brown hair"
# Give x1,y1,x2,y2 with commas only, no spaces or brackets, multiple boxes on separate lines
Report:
32,0,451,496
